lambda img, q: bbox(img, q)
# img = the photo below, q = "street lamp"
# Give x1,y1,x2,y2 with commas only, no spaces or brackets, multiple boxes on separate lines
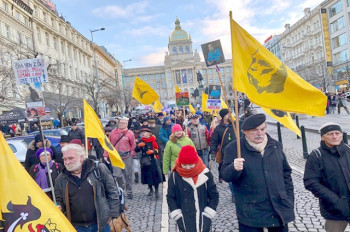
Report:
123,59,132,69
90,27,105,117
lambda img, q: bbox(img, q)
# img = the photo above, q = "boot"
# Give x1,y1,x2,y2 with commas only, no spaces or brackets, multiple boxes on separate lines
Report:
155,185,159,199
148,187,154,197
134,173,139,184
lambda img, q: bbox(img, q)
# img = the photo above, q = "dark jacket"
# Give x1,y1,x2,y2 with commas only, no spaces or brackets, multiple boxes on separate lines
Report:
54,159,119,232
304,141,350,220
24,139,57,171
68,128,85,143
209,121,236,155
167,169,219,232
220,134,295,227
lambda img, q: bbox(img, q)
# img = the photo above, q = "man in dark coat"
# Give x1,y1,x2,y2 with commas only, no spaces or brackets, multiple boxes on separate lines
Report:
68,123,85,144
304,122,350,232
221,114,295,231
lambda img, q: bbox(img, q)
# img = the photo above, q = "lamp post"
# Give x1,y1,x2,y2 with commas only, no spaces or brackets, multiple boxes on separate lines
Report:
123,59,132,69
90,27,105,117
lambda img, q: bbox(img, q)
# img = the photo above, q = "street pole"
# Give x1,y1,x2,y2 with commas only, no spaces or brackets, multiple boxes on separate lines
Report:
90,27,105,117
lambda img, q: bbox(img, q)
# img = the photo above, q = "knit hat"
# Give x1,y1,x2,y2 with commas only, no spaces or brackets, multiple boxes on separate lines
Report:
219,108,229,118
320,122,342,136
241,113,266,130
104,127,113,133
35,147,53,159
140,126,152,133
172,124,182,133
70,139,82,146
178,145,199,164
34,134,46,143
60,135,71,143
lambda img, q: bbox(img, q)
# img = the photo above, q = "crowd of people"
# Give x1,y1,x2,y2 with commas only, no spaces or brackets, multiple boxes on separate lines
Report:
19,104,350,232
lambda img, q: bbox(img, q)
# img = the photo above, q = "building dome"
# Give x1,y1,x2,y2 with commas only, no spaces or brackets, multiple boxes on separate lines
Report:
170,18,190,41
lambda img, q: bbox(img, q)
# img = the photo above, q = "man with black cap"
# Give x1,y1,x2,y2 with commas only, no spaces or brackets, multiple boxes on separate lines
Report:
304,122,350,232
156,112,164,126
221,113,295,231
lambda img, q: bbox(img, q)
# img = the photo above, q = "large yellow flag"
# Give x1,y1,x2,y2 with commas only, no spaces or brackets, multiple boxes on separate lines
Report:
132,76,159,105
0,132,76,231
84,100,125,169
230,14,327,116
201,92,212,113
152,99,163,113
261,107,301,137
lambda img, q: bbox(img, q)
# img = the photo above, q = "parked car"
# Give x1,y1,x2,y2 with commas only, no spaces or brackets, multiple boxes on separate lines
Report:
29,129,68,137
6,135,61,163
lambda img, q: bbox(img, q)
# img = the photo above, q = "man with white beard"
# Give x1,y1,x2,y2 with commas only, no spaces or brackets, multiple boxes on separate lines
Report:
55,144,119,232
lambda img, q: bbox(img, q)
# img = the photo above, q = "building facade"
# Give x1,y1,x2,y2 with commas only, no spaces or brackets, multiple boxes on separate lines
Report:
123,19,234,109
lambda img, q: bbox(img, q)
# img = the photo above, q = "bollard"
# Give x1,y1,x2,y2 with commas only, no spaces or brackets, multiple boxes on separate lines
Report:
277,122,282,144
301,126,308,159
343,132,348,144
295,115,300,139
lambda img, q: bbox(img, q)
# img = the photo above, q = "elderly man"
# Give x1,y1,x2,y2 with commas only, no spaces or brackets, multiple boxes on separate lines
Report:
106,117,136,199
304,122,350,232
55,143,119,232
221,114,295,232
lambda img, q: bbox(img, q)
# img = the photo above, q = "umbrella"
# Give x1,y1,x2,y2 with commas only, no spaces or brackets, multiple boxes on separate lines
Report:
0,107,27,124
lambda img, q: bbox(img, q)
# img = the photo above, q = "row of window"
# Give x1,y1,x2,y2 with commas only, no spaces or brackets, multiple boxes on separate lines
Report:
0,22,33,48
2,1,30,27
172,45,191,54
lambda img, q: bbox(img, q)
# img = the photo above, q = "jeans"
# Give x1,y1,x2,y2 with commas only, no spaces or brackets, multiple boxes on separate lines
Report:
197,149,209,167
75,224,110,232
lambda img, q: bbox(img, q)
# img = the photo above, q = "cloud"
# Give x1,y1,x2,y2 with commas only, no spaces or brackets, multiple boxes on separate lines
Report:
137,47,167,67
124,25,171,37
92,1,149,19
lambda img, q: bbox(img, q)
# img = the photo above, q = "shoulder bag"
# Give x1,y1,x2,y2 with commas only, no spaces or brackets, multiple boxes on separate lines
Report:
215,127,229,164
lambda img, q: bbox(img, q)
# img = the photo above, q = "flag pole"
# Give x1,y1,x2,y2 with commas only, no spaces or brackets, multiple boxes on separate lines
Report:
215,65,238,138
230,11,242,158
38,116,57,204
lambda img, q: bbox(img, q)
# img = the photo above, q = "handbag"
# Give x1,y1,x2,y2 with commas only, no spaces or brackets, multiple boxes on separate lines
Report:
215,127,229,164
140,156,151,168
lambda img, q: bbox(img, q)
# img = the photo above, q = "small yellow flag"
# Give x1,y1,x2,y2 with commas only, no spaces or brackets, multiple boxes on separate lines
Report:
230,15,327,116
152,99,163,113
221,97,228,109
201,92,212,113
261,107,301,137
189,104,196,114
0,132,76,231
84,100,125,168
132,76,159,105
175,86,181,93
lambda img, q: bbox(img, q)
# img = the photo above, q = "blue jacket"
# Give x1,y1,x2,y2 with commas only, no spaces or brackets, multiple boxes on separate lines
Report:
159,118,174,145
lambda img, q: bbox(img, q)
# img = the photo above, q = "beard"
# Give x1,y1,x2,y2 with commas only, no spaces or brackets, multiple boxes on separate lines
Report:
66,157,83,172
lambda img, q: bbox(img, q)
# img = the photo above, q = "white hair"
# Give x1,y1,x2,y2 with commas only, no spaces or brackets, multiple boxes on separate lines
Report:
319,122,341,132
62,143,85,157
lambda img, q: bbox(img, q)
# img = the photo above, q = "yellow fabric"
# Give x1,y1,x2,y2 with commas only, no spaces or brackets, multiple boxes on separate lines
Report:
132,76,159,105
152,99,163,113
175,86,181,93
84,100,125,168
201,92,212,113
0,132,76,231
261,107,301,137
230,17,327,116
221,97,228,109
188,104,196,114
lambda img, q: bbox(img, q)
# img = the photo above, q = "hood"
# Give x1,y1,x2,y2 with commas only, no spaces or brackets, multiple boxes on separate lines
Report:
28,139,52,151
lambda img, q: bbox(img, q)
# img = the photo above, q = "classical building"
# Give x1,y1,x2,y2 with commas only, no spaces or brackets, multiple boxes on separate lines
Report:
0,0,121,118
264,35,282,60
123,18,234,109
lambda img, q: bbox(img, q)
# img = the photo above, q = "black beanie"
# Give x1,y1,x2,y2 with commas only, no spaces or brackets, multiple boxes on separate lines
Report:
241,114,266,130
320,123,342,136
219,109,229,118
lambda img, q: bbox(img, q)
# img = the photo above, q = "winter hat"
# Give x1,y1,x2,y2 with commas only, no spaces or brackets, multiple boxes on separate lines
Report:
34,134,46,143
178,145,199,164
320,122,342,136
241,113,266,130
104,127,113,133
157,112,164,117
35,147,53,159
140,126,152,133
70,139,82,146
60,135,71,143
219,109,229,118
172,124,182,133
163,116,171,123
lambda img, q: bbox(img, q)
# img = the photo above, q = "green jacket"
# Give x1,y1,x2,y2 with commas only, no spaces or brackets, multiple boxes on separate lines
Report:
163,133,195,174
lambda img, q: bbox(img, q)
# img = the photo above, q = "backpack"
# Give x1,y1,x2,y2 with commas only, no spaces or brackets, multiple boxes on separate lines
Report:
93,161,126,213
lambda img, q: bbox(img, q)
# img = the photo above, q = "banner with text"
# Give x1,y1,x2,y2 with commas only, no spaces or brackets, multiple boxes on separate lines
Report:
13,58,49,85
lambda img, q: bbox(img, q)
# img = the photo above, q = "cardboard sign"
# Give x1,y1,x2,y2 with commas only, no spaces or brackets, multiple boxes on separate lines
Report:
201,39,225,67
13,58,49,85
23,83,46,118
175,92,190,106
207,99,221,110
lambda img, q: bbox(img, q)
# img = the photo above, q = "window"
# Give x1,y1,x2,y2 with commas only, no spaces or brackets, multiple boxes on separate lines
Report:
156,82,160,89
155,74,159,79
43,12,46,22
226,67,230,73
144,74,148,81
15,11,20,20
149,74,153,80
172,47,177,54
348,0,350,6
23,17,28,26
185,46,190,53
53,37,57,49
332,33,347,49
51,18,55,28
209,77,213,84
202,69,207,75
161,73,165,79
37,27,41,42
162,82,166,88
329,1,343,17
330,16,344,33
16,31,21,44
61,41,65,54
187,69,193,83
2,2,8,12
334,49,348,64
34,5,38,16
208,69,212,74
179,46,183,54
45,32,50,46
4,25,10,39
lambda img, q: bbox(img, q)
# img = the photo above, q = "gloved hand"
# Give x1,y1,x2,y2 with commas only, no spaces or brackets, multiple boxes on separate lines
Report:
210,152,216,161
137,142,145,147
146,150,154,155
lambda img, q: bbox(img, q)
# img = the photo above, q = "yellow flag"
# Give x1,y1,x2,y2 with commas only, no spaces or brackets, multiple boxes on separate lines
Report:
175,86,181,93
188,104,196,114
230,15,327,116
201,92,212,113
221,97,228,109
0,132,76,231
132,76,159,105
84,100,125,169
262,107,301,137
152,99,163,113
